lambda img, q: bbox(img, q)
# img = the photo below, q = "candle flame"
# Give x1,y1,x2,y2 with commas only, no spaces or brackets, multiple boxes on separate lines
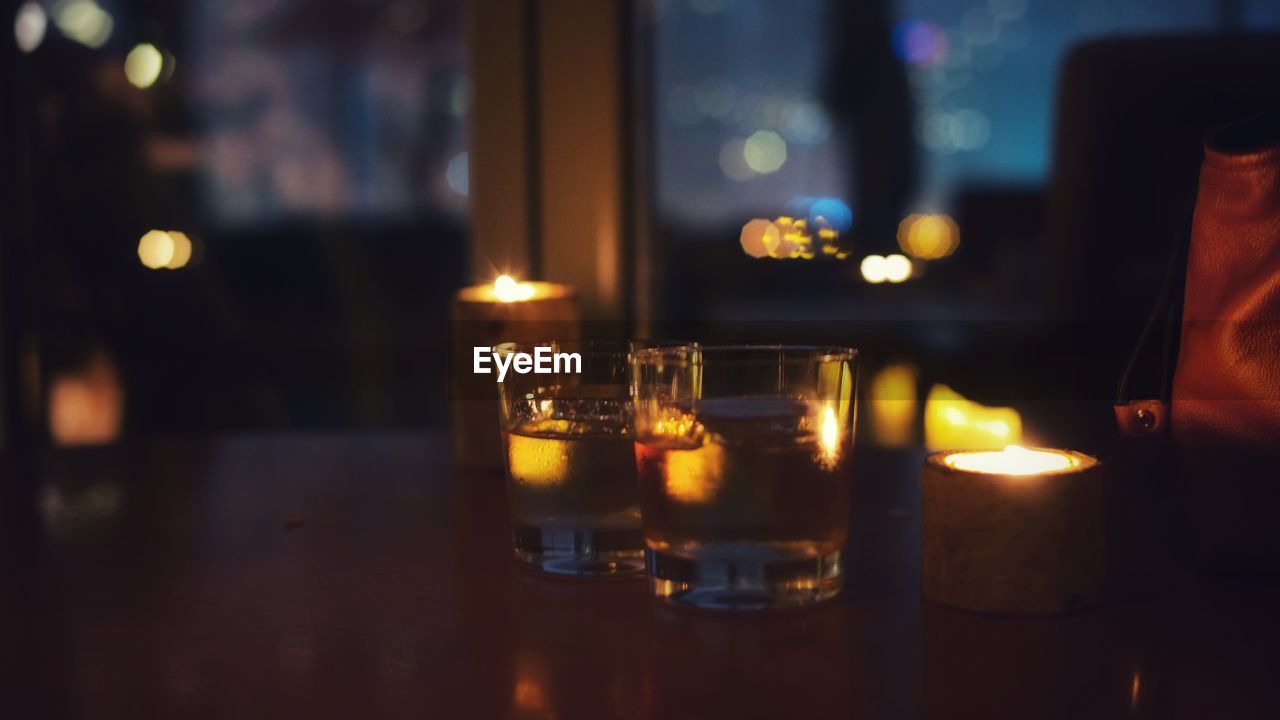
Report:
493,274,537,302
944,445,1080,475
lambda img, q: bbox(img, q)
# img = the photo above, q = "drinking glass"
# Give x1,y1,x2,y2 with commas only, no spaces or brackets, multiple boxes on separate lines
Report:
631,345,858,609
495,340,688,576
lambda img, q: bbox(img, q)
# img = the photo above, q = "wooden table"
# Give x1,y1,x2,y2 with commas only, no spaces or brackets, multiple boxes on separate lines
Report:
2,434,1278,718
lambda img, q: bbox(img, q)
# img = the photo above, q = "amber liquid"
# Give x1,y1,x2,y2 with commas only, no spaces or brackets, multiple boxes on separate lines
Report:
503,412,642,575
635,396,851,608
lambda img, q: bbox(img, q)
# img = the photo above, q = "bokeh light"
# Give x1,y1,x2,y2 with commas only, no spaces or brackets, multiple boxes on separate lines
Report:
166,231,193,269
138,230,194,270
55,0,113,49
14,1,47,53
883,254,913,283
770,216,804,258
808,198,853,233
781,101,832,145
893,20,947,66
918,109,991,153
742,130,787,174
739,218,779,258
785,196,815,218
860,255,888,284
898,213,960,260
718,137,756,181
138,230,175,270
124,43,164,89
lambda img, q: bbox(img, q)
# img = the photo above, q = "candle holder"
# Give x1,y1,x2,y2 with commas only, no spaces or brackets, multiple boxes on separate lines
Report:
450,277,580,472
921,446,1104,615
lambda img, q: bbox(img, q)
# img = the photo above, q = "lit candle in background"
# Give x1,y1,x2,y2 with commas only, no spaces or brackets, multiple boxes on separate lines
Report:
924,383,1022,451
921,445,1104,615
451,275,580,472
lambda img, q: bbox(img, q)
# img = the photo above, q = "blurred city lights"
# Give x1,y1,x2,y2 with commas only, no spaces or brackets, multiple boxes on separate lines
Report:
138,230,193,270
893,20,947,66
742,130,787,174
781,101,831,145
55,0,113,49
694,80,736,122
784,196,854,234
919,108,991,153
898,213,960,259
138,230,174,269
883,254,913,283
446,151,469,196
166,231,193,269
739,218,779,258
771,216,803,258
124,43,164,89
14,1,47,53
718,137,755,181
860,255,888,283
808,198,853,233
786,196,816,218
885,253,916,281
860,253,911,283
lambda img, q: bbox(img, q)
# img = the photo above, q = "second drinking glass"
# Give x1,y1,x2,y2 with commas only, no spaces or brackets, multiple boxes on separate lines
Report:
631,345,858,609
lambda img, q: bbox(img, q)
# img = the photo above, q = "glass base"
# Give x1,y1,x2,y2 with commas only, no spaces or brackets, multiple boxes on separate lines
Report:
646,542,843,610
512,524,645,576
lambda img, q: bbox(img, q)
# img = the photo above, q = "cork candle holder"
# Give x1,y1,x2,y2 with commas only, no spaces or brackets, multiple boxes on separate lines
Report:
921,446,1105,615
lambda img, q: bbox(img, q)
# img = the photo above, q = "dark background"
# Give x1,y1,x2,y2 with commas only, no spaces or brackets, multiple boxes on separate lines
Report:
3,0,1280,453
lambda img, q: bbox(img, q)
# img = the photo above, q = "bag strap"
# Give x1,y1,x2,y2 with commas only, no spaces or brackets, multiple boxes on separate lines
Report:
1113,209,1193,436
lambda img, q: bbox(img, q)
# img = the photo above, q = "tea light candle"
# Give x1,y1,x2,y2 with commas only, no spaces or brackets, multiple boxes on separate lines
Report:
921,445,1104,614
451,276,580,471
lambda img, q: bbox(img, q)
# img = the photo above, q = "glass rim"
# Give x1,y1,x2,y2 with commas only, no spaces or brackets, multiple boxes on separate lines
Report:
492,338,696,357
632,344,857,366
